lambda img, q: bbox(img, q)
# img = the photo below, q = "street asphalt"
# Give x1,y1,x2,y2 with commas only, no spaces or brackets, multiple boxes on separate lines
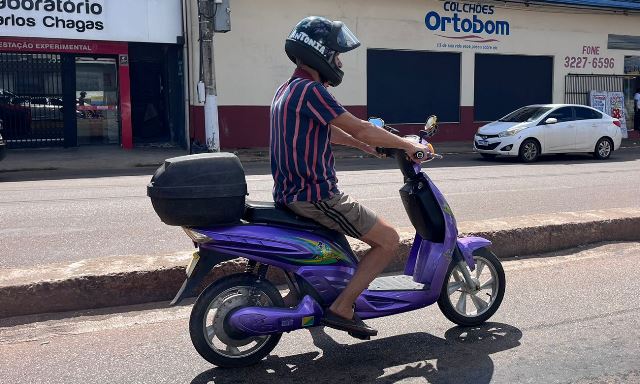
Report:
1,147,639,269
1,242,639,384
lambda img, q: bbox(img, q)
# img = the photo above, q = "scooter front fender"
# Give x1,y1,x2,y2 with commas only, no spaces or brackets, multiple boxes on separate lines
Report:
456,236,492,270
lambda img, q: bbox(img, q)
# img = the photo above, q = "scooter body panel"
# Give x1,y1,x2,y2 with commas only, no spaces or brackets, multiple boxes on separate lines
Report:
228,295,324,336
196,224,359,271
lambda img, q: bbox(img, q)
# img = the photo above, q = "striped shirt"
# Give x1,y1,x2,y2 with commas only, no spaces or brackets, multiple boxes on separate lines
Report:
270,68,347,204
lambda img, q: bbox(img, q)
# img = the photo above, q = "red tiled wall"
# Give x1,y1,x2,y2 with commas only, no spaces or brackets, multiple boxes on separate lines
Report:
189,105,483,149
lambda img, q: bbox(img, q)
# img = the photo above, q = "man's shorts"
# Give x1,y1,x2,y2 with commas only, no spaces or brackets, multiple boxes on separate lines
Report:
287,193,378,239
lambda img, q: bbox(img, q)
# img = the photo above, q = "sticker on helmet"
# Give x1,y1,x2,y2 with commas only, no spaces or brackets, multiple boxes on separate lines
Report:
290,31,327,54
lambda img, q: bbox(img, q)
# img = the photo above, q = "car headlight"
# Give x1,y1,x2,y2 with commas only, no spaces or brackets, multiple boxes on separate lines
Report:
498,126,527,137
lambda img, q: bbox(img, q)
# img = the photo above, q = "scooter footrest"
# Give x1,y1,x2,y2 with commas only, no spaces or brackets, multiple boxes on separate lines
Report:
368,275,426,291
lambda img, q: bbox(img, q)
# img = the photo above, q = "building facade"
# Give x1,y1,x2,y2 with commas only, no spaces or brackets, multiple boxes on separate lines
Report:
0,0,186,149
187,0,640,148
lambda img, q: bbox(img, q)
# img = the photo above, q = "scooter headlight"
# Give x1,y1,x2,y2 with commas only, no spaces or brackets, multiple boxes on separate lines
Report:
182,227,213,243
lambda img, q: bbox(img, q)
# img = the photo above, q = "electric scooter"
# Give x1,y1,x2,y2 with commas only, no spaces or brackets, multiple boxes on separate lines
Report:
162,116,505,368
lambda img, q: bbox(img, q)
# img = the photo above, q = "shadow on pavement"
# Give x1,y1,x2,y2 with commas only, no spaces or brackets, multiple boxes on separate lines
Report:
191,322,522,384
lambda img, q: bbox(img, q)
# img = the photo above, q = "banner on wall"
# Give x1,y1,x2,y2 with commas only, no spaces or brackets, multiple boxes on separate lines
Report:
589,91,607,113
606,91,628,138
591,91,628,138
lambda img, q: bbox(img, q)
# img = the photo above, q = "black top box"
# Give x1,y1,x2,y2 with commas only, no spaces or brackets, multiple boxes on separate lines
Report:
147,153,247,227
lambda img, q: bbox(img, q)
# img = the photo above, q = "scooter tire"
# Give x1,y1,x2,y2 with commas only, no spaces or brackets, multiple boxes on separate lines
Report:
437,248,505,327
189,273,284,368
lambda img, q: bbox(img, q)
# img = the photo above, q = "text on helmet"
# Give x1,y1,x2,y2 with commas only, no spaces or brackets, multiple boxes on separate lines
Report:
290,31,327,54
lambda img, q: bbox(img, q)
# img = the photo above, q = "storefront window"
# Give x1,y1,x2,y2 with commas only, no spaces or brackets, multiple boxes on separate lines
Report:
0,53,64,147
76,57,119,145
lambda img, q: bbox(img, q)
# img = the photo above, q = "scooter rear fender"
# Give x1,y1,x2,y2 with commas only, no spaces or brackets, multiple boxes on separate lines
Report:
170,247,236,306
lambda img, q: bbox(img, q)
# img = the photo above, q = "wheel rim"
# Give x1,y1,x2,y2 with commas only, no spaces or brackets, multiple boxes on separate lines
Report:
522,142,537,161
446,256,499,318
598,140,611,158
202,286,273,359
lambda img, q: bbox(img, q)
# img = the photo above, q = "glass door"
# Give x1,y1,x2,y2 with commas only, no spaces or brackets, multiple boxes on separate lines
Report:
75,57,119,144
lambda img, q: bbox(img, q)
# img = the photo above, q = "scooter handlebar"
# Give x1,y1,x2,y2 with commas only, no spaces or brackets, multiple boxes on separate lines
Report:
375,147,442,161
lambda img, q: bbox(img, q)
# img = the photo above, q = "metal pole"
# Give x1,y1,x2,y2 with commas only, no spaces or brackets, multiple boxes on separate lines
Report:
199,0,220,152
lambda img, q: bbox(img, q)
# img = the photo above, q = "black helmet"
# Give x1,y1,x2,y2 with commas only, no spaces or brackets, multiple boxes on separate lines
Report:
285,16,361,86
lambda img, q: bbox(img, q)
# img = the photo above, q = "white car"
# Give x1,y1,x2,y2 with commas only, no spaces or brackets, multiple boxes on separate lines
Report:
474,104,623,162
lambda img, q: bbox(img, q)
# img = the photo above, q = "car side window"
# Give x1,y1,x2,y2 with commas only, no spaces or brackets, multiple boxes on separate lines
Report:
574,107,602,120
546,107,574,123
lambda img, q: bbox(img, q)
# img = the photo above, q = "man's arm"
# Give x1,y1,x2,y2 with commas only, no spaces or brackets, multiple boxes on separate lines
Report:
330,125,378,155
330,111,428,160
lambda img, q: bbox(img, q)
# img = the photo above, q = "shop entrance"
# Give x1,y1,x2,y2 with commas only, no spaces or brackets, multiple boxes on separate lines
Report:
75,57,120,145
564,73,637,131
624,56,640,132
129,43,185,145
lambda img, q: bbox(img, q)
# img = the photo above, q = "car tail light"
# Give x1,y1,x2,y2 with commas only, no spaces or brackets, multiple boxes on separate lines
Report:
613,119,621,128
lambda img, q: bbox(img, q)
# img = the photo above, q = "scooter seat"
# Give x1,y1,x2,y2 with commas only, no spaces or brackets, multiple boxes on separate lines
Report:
244,201,324,230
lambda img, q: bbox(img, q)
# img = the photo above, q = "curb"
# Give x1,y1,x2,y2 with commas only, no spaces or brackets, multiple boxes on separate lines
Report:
1,208,639,319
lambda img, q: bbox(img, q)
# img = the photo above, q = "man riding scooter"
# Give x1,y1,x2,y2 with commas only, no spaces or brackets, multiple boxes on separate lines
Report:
271,16,431,337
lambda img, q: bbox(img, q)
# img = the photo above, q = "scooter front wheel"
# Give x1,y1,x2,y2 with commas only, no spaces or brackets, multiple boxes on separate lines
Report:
437,248,505,326
189,273,284,368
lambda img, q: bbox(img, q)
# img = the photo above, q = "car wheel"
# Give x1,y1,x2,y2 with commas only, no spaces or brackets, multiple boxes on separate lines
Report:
518,139,540,163
593,137,613,160
480,153,497,160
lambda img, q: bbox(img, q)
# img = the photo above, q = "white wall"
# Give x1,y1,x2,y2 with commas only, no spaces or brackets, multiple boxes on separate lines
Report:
188,0,640,107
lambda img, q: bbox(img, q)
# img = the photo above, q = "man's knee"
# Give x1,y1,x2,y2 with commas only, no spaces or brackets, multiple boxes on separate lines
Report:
382,226,400,252
364,220,400,253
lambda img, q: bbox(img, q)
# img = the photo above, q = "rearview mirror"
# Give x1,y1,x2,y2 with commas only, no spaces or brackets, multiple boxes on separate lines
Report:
420,115,439,139
368,117,385,128
426,115,438,130
545,117,558,125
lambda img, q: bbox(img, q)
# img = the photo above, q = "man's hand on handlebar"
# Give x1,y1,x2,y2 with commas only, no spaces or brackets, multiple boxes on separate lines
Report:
402,139,433,163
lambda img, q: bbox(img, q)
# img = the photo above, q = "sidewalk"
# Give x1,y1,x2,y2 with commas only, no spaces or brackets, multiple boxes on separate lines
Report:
0,142,474,173
1,138,638,174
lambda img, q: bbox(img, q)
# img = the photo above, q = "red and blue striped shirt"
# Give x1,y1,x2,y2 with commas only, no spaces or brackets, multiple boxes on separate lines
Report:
270,68,347,204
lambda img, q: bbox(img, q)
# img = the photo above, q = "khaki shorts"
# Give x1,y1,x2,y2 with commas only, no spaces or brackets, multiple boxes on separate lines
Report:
287,193,378,239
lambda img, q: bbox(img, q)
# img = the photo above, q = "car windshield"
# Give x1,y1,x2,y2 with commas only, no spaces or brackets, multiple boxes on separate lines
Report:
499,106,552,122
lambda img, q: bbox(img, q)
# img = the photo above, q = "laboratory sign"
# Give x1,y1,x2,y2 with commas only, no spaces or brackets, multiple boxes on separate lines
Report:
0,0,181,44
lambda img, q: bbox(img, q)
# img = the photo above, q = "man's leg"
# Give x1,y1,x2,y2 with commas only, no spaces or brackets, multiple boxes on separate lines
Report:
328,217,399,319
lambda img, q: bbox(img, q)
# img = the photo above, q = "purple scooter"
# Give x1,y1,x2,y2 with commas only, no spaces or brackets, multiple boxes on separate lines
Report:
167,116,505,368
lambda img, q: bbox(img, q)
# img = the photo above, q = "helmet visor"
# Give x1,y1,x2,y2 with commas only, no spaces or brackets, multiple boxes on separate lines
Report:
335,23,361,52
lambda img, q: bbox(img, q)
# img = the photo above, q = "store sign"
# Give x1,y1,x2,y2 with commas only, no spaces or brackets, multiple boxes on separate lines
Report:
425,1,510,49
0,0,181,43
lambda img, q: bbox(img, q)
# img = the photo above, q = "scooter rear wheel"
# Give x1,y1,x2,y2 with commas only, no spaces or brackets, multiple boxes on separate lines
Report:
189,273,284,368
437,248,505,326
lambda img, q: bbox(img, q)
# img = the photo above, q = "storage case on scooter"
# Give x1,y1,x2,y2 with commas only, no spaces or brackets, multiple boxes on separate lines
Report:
147,153,247,226
399,179,445,243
